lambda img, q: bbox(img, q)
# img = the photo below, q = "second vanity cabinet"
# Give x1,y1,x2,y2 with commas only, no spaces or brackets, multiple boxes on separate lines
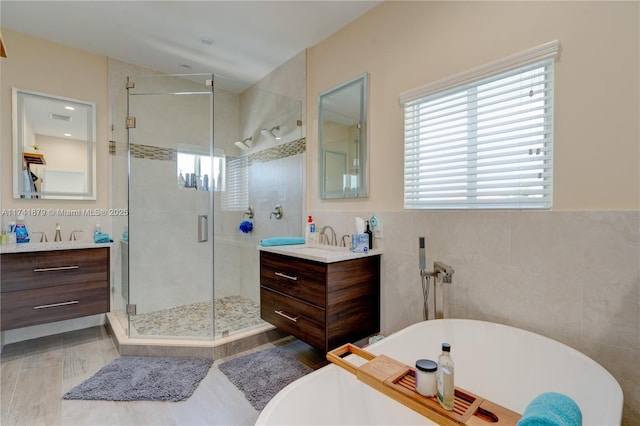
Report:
1,247,110,330
260,250,380,352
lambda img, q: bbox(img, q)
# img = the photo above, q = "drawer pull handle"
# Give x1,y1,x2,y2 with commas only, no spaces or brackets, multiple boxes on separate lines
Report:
33,300,80,310
33,265,80,272
274,272,298,281
275,310,299,322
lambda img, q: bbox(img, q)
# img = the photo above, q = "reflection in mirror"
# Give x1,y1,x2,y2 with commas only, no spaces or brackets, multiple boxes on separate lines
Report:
319,73,368,199
12,88,96,200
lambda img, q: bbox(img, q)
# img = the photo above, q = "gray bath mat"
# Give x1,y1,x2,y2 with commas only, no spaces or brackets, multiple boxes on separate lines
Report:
63,356,213,402
219,346,313,410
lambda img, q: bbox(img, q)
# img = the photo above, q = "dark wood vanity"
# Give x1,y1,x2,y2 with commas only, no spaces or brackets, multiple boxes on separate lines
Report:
1,247,110,330
259,250,380,352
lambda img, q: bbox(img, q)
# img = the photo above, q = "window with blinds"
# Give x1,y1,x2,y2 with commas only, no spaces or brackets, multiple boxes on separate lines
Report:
222,156,248,211
402,41,559,210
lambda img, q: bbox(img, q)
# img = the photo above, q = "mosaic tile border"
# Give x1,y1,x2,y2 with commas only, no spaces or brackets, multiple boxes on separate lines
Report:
109,141,177,160
131,143,177,161
247,138,306,165
110,138,306,165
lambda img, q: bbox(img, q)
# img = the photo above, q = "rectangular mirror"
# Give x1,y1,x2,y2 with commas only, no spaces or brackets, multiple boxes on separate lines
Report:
12,88,96,200
319,72,368,199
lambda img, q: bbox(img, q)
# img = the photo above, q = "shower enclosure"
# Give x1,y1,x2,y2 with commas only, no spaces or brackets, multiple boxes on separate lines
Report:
110,73,303,344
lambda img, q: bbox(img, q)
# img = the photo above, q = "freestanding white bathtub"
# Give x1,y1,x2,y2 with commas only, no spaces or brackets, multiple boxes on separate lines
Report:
257,319,623,425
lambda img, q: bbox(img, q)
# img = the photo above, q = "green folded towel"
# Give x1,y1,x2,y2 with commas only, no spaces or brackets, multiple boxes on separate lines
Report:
259,237,305,247
517,392,582,426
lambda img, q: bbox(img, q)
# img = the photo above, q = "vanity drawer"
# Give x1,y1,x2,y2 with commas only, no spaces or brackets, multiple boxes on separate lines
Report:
0,281,109,330
1,248,109,293
260,286,326,351
259,252,326,308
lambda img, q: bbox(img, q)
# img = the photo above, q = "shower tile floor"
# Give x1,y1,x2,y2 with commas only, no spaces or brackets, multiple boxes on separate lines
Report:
130,295,268,339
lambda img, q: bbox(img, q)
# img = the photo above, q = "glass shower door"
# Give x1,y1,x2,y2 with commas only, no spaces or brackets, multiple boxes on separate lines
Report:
126,74,215,339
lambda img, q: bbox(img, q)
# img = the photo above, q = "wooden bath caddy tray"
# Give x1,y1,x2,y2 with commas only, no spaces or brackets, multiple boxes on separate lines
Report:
327,344,521,426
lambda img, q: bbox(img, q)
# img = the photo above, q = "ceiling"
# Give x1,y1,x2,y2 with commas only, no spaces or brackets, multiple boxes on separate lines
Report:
17,89,92,142
1,0,381,92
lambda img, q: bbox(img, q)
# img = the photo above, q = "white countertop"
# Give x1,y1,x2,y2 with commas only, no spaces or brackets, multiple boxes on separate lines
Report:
258,244,382,263
0,241,112,254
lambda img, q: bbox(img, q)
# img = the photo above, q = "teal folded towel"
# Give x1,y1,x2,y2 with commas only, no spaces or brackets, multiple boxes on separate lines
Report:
517,392,582,426
260,237,305,247
94,232,113,244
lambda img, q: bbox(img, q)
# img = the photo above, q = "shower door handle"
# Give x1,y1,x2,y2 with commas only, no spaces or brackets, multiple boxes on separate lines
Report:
198,215,208,243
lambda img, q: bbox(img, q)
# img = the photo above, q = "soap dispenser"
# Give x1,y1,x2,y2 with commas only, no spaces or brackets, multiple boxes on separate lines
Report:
15,215,30,244
305,216,316,244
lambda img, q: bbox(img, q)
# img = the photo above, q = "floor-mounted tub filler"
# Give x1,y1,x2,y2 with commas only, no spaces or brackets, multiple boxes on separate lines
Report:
257,319,622,425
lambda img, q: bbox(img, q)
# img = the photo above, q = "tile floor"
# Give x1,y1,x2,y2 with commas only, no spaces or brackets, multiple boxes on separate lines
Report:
1,326,327,426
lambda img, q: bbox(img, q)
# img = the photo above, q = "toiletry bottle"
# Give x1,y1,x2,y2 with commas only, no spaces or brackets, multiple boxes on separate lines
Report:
14,215,30,244
365,220,373,250
95,223,101,235
370,215,378,237
305,216,316,244
7,222,17,245
437,343,455,410
1,230,7,246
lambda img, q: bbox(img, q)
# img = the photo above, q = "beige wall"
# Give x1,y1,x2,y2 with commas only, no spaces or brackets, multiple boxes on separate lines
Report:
307,3,639,422
307,1,639,211
1,30,108,212
0,30,109,344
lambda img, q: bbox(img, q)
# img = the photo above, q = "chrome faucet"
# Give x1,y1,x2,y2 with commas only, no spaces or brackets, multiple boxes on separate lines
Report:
32,231,48,242
270,205,283,220
243,206,254,219
69,230,83,241
420,261,455,320
319,225,337,246
433,261,455,283
421,261,454,283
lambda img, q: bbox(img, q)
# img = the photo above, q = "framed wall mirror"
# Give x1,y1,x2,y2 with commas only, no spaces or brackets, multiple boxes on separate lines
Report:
12,88,96,200
318,72,368,199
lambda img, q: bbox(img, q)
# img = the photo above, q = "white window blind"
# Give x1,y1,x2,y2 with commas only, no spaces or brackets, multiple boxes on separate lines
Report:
222,156,248,211
402,41,559,210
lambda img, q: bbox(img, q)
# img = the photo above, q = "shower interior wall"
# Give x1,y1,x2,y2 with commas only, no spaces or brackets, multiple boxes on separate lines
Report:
215,81,305,303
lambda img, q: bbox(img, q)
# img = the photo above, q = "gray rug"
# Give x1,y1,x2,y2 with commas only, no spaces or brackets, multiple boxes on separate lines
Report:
219,346,313,410
63,356,213,402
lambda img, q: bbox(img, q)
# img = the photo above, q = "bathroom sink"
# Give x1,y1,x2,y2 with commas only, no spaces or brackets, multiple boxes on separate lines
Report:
0,240,111,254
258,243,380,263
293,245,349,253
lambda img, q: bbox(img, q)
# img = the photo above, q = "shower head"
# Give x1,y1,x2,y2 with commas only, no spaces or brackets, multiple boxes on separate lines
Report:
260,126,281,140
234,137,253,150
